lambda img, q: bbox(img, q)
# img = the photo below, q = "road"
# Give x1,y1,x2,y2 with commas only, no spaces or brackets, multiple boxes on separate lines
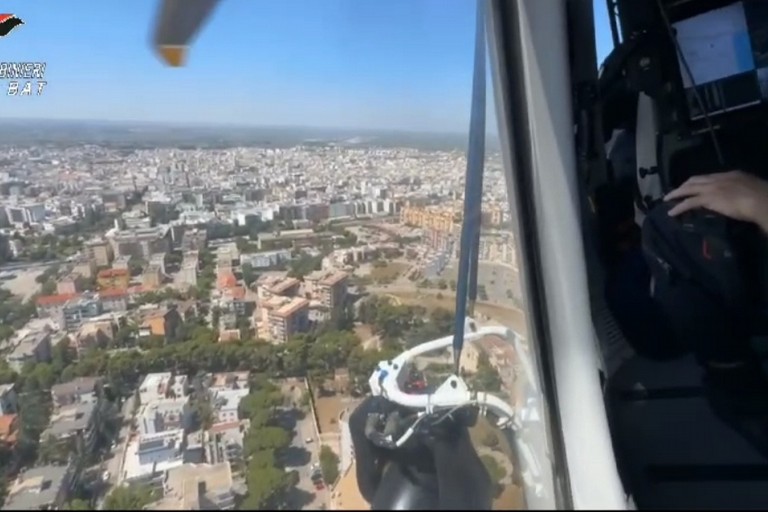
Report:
96,394,136,510
276,381,328,509
292,410,328,510
0,260,63,272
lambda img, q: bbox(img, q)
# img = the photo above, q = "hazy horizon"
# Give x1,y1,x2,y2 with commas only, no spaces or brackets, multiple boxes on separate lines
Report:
0,0,613,132
0,117,500,152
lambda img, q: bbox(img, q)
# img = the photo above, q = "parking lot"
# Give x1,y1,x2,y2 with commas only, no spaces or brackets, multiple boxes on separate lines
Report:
0,268,44,301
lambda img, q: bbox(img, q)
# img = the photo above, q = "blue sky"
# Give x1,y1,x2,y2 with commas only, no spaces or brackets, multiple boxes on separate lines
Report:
0,0,614,132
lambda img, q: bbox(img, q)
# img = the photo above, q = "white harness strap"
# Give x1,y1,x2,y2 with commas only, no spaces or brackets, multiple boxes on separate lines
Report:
635,92,664,226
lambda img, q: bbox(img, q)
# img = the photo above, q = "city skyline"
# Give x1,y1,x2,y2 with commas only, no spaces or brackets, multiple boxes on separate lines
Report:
0,0,615,133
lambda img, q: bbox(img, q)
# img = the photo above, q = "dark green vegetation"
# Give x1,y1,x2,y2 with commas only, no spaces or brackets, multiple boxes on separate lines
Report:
319,445,340,485
0,288,36,341
238,377,297,509
103,485,158,510
0,284,503,508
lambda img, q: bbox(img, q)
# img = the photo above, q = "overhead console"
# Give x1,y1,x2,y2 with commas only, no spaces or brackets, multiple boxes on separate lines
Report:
599,0,768,189
673,1,768,122
611,0,768,132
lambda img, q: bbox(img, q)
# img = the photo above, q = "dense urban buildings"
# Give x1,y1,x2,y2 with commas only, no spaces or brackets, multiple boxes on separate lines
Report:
0,132,527,511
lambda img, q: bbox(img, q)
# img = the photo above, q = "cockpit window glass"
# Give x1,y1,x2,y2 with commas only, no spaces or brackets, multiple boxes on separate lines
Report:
0,1,616,510
596,0,619,66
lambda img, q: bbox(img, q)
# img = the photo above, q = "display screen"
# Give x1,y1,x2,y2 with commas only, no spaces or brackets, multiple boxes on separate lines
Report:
673,1,768,119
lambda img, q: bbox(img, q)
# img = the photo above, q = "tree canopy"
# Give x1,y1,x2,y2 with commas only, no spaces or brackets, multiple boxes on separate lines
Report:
319,444,340,484
239,380,295,509
103,485,157,510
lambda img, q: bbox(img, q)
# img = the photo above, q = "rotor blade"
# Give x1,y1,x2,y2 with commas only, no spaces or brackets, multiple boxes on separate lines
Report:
153,0,222,67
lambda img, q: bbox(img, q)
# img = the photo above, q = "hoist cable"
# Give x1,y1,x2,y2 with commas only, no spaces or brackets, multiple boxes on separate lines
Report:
452,0,487,373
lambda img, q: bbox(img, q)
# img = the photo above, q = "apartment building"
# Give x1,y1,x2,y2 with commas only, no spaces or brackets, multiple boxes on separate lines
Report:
99,288,128,312
1,465,74,511
175,250,198,287
0,384,18,415
265,296,309,344
204,420,248,466
71,258,98,280
399,204,460,234
6,331,52,372
304,270,349,311
180,229,207,252
73,318,116,355
50,377,102,409
256,275,300,301
257,228,333,251
139,373,189,405
41,401,100,456
56,273,82,295
317,270,349,311
240,249,291,269
123,429,185,485
36,293,79,324
0,414,19,449
110,225,171,260
138,398,191,436
149,252,167,275
62,293,103,331
139,307,182,341
142,263,163,289
85,238,114,267
97,268,130,290
112,254,131,271
5,202,46,226
145,462,242,510
210,388,248,424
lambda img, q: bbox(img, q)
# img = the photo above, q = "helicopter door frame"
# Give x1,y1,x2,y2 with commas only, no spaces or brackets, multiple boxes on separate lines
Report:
486,0,627,508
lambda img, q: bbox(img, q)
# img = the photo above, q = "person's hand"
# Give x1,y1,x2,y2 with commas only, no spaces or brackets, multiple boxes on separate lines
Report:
664,171,768,233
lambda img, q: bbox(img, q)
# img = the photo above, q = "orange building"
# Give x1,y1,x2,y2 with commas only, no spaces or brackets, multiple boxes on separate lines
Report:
222,285,246,301
0,414,19,447
218,329,241,343
36,293,80,318
216,270,237,290
97,268,130,290
399,204,461,234
140,307,182,341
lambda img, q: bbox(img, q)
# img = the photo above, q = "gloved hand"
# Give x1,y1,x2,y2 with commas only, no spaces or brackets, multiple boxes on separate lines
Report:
349,396,494,510
348,396,403,503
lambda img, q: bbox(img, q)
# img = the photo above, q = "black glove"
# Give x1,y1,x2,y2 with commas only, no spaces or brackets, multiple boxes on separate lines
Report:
349,396,408,502
349,396,493,510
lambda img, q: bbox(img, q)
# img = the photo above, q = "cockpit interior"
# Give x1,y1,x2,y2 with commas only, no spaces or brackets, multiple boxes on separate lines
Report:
568,0,768,508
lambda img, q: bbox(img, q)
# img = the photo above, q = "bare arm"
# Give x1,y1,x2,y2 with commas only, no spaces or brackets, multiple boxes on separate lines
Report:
665,171,768,234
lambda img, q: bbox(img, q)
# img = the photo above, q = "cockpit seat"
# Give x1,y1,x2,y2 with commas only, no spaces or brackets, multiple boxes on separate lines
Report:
607,354,768,510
